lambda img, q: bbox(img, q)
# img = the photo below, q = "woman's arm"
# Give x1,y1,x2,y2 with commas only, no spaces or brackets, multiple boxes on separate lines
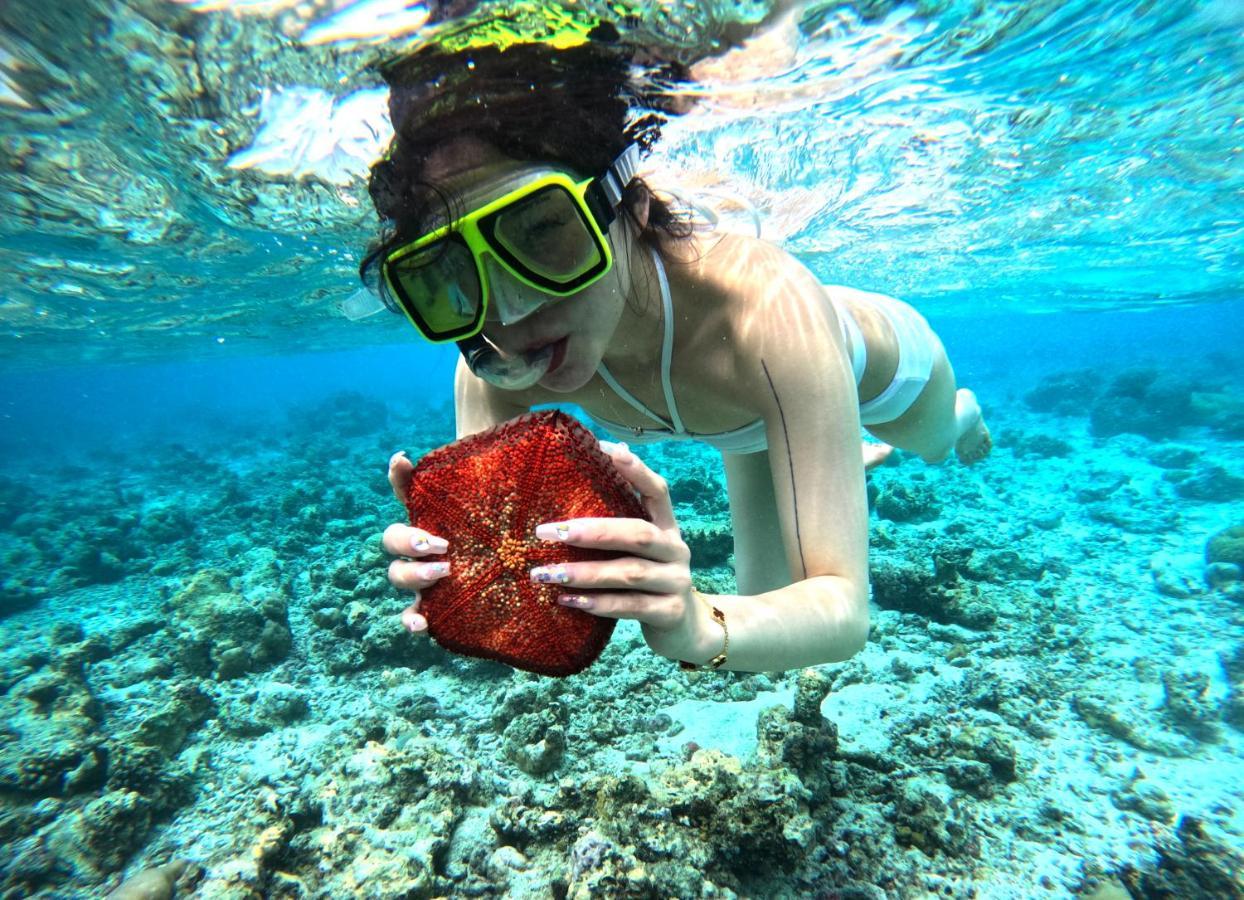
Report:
648,249,871,671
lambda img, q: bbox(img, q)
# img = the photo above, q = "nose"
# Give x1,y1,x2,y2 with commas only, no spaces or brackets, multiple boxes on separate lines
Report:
483,256,555,326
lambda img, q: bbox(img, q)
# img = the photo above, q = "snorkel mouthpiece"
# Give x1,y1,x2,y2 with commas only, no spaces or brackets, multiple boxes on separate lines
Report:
459,334,555,390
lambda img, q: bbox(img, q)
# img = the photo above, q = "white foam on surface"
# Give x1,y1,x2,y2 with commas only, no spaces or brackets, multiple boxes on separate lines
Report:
227,86,392,186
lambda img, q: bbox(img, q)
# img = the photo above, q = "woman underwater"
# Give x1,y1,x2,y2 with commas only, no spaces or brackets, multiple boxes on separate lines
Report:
367,36,991,673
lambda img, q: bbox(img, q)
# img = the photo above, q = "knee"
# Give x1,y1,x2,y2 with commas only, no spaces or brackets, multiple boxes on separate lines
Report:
918,440,954,465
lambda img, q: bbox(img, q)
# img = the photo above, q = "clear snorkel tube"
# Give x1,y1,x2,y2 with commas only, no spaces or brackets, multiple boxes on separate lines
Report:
339,285,554,388
339,273,555,389
451,257,559,389
338,286,389,321
659,187,763,239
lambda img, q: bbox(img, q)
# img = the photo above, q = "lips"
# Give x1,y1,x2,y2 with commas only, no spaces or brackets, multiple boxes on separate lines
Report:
521,333,561,354
546,336,569,375
522,335,568,375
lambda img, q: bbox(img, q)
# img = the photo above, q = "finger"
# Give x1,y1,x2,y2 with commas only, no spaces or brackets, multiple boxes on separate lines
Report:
382,523,449,558
530,558,689,595
555,591,684,629
599,441,677,531
389,558,450,592
389,451,414,504
400,600,427,634
534,518,687,564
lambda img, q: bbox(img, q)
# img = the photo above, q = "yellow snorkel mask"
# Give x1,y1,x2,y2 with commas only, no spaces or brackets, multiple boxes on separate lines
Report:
374,144,638,341
353,144,640,389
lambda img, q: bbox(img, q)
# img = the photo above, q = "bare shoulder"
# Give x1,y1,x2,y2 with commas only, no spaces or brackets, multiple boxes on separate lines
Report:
820,282,897,321
687,234,843,365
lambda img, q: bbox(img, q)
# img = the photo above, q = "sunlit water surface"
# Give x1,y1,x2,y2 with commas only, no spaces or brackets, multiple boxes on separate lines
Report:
0,0,1239,370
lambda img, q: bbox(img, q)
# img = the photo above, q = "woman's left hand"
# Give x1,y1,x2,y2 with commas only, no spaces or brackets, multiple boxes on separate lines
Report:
531,440,697,653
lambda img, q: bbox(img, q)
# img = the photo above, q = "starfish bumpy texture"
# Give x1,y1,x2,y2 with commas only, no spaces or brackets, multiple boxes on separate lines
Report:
406,410,649,676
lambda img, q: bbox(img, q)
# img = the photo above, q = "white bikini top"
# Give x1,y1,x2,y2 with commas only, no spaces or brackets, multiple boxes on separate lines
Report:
587,249,866,456
587,247,771,458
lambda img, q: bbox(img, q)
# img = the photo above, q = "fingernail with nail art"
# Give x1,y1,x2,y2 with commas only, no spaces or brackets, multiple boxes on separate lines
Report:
536,522,573,541
411,531,448,553
558,594,594,609
421,561,449,578
531,564,571,584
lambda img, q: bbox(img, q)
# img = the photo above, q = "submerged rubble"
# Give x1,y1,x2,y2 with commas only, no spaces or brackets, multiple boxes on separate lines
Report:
1,372,1242,897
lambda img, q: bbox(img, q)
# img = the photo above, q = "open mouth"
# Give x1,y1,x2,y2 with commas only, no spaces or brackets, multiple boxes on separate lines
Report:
546,336,569,374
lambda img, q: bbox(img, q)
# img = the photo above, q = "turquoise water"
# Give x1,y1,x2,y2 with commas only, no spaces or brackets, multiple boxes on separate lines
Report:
2,1,1243,897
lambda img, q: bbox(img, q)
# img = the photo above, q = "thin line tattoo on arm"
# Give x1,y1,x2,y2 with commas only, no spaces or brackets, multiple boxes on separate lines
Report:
761,360,808,579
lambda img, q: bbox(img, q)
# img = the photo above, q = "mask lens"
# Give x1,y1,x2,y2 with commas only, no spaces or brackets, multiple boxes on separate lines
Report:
385,238,482,338
489,185,602,283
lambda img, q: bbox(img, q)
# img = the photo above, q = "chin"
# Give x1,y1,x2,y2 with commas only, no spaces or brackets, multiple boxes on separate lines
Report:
538,364,593,393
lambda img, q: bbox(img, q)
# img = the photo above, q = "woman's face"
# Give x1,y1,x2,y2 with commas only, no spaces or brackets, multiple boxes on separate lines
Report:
421,138,638,394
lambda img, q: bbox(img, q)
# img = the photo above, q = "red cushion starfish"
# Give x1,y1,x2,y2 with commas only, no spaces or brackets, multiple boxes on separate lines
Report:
407,410,649,676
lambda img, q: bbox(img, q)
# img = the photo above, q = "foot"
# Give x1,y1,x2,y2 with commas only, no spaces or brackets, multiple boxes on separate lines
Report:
862,442,894,471
953,389,992,465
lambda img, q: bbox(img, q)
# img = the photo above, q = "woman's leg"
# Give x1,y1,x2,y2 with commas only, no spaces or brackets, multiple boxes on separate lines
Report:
863,324,991,465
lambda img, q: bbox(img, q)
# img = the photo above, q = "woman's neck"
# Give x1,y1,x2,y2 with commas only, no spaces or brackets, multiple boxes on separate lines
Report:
599,238,668,374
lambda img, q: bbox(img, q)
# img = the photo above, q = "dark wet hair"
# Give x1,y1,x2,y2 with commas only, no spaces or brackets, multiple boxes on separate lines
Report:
365,40,694,257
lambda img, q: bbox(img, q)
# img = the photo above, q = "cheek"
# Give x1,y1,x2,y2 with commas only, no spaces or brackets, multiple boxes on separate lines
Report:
574,288,624,341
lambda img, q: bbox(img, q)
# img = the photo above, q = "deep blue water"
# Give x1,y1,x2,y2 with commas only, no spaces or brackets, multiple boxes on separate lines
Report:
4,300,1240,468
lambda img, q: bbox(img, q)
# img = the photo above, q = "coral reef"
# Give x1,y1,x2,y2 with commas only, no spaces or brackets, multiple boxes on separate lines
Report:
1119,817,1244,898
304,542,444,674
1111,770,1175,824
874,478,941,523
1025,365,1244,442
1088,368,1195,440
220,683,310,737
105,859,200,899
0,665,105,798
1219,644,1244,733
4,353,1244,898
668,470,730,517
166,569,291,680
1023,369,1098,417
1207,524,1244,568
1161,669,1221,743
1001,429,1074,459
870,546,1000,630
0,629,203,896
680,521,733,569
1072,692,1195,757
1167,464,1244,502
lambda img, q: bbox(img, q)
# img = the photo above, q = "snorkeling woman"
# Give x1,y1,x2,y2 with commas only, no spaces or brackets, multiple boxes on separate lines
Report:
368,37,991,674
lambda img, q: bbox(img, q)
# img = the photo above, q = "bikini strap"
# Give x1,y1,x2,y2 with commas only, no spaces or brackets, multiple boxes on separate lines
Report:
652,249,686,433
594,248,686,434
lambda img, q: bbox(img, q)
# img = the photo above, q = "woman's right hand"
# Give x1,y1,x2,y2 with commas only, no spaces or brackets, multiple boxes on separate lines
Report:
381,450,450,634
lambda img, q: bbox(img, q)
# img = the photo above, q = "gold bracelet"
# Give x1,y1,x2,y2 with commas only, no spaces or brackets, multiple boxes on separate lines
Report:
678,590,729,671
